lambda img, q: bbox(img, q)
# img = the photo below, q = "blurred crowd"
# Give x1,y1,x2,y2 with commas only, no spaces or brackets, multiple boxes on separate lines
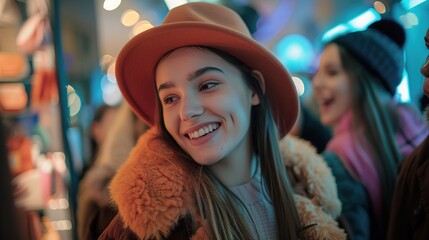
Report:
1,2,429,240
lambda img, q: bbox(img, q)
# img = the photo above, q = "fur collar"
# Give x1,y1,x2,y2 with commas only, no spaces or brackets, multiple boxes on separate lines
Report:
109,128,345,239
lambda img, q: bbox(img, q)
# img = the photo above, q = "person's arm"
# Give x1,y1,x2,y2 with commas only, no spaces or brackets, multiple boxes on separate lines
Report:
322,151,371,240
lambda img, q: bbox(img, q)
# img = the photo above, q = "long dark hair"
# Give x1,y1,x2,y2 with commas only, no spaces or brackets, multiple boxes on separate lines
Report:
155,46,303,239
337,44,402,235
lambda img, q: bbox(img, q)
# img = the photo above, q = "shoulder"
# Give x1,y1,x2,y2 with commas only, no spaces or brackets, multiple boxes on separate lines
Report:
280,135,342,218
394,102,427,126
388,136,429,239
280,136,348,239
294,194,347,239
108,127,195,239
396,136,429,194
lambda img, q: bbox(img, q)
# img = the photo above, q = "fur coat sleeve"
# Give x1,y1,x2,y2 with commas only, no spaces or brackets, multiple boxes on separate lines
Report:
104,128,346,239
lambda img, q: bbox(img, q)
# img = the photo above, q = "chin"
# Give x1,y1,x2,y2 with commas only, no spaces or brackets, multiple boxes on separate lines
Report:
191,154,222,166
320,115,334,127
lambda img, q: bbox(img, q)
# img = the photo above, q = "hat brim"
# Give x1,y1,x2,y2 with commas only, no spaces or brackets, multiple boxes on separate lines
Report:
116,22,298,138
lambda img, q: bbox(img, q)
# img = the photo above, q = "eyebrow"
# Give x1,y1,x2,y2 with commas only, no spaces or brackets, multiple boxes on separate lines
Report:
157,66,224,91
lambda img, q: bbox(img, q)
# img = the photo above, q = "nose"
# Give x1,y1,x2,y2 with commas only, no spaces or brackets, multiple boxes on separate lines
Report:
180,95,204,121
421,57,429,78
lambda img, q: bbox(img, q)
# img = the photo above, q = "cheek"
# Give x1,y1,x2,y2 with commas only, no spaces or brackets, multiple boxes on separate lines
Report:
330,73,350,97
162,111,178,136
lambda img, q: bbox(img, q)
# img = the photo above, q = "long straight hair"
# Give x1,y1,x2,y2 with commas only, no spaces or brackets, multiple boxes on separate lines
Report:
156,46,303,239
337,45,403,234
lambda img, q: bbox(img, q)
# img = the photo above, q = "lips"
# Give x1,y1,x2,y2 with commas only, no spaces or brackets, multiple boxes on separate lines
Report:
319,97,334,112
424,78,429,97
323,98,334,107
187,123,220,139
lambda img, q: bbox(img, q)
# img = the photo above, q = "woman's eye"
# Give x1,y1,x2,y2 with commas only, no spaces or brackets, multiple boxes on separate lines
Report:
163,95,178,105
327,69,339,76
200,82,217,91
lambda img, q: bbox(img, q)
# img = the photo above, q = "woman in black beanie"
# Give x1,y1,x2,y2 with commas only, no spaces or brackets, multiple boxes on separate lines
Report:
312,19,429,239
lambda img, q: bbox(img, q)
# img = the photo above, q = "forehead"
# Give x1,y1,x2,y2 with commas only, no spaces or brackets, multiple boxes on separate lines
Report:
160,47,224,64
321,44,341,63
156,47,237,78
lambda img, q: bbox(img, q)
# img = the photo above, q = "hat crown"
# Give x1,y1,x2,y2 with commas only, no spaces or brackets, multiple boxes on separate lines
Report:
332,28,404,95
163,2,251,38
115,2,298,137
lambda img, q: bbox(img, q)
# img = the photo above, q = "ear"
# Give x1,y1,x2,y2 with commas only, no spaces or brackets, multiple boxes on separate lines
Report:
250,70,265,106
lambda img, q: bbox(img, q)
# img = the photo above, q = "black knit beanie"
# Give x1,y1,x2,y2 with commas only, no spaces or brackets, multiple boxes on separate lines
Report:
330,19,405,95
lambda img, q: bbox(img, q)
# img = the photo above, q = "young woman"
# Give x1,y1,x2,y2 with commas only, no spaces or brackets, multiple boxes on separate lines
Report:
99,2,345,239
312,20,429,239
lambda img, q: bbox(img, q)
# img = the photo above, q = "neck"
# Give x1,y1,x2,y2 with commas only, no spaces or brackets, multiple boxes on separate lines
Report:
208,134,255,187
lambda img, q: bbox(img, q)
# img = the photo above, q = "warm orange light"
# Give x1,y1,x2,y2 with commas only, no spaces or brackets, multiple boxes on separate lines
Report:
132,20,154,36
121,9,140,27
374,1,386,14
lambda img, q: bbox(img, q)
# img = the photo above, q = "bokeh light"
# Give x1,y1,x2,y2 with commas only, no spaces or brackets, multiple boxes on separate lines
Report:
274,34,314,73
374,1,386,14
103,0,121,11
132,20,154,36
121,9,140,27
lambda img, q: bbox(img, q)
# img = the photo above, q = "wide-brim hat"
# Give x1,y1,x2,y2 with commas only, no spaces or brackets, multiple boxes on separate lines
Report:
115,2,298,138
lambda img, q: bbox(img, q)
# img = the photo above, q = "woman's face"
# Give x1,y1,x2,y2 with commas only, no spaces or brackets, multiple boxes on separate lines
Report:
156,47,260,166
312,44,354,127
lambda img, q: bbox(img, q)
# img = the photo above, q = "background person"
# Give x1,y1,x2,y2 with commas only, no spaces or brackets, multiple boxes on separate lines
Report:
312,19,429,239
77,102,148,240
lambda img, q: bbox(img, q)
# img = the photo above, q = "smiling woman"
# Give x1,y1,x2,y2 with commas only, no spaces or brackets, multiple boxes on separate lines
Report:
99,2,346,240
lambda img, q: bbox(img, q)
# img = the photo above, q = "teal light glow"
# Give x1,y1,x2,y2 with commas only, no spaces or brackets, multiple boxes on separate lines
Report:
396,71,411,103
322,24,348,42
274,34,314,73
348,9,380,29
401,0,427,10
321,9,381,42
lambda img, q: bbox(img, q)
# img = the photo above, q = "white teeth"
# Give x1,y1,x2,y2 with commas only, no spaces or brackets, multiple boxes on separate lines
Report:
188,123,219,139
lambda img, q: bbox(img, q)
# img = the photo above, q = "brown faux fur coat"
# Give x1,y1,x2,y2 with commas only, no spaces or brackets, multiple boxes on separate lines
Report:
102,127,346,239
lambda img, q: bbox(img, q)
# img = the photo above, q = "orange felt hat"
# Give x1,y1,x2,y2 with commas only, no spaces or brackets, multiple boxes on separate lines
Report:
115,2,298,137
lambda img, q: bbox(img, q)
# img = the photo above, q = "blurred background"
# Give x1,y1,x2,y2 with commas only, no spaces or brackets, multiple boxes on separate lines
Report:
62,0,429,155
0,0,428,239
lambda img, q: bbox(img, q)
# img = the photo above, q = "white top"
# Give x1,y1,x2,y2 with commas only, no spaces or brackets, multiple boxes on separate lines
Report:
229,171,277,240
